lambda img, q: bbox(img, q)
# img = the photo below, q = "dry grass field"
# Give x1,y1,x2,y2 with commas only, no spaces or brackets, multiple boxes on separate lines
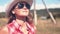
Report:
0,18,60,34
36,17,60,34
0,18,8,28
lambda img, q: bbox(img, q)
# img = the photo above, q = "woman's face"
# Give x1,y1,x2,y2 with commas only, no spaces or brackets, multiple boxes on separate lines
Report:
13,2,30,17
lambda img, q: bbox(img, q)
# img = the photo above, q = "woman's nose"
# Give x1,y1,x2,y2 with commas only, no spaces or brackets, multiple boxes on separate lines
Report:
23,6,27,10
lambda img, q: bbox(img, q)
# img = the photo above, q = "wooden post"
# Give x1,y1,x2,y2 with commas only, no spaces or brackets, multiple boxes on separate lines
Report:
33,0,37,25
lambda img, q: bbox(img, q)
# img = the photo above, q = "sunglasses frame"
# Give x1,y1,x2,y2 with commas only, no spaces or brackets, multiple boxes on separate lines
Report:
17,2,30,9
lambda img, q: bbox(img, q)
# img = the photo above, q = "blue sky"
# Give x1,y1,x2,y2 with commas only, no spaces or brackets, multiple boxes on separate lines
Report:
36,0,60,4
0,0,10,5
0,0,60,6
0,0,60,12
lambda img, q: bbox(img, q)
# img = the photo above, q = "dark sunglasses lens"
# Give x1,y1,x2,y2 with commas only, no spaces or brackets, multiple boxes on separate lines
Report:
18,3,24,9
18,3,30,9
26,4,30,9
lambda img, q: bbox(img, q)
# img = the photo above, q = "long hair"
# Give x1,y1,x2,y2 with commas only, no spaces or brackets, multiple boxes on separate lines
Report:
6,1,33,24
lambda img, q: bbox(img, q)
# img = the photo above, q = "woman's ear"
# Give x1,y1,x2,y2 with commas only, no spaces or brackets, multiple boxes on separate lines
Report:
12,11,15,14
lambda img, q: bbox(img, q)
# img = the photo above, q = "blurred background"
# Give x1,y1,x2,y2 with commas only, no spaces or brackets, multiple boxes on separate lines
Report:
0,0,60,34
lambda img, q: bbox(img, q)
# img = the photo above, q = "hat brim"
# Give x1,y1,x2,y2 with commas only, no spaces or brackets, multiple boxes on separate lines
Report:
6,0,33,14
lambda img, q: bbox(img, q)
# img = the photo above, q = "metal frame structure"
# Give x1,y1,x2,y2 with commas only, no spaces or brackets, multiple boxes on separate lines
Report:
42,0,56,24
33,0,56,25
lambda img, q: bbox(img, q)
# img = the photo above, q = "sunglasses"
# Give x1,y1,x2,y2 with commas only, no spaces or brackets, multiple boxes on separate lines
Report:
17,3,30,9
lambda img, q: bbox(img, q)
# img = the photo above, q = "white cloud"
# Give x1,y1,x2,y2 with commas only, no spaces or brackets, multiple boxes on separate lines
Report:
31,4,60,10
0,0,13,12
0,5,5,12
0,4,8,12
47,4,60,8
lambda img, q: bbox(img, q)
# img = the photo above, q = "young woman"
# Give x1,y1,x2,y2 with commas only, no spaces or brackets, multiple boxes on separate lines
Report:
0,0,36,34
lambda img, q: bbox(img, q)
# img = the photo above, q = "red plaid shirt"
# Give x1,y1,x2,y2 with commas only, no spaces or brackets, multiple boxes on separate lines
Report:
7,20,36,34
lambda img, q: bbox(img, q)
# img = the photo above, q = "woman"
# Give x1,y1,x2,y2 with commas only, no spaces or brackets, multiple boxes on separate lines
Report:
0,0,36,34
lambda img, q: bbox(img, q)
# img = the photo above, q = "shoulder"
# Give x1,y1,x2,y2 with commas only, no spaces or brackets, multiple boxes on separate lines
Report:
28,23,36,29
31,23,36,30
0,26,8,34
30,23,36,31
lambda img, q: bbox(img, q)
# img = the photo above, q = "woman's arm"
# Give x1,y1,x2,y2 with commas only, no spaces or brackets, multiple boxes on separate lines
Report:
0,26,8,34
